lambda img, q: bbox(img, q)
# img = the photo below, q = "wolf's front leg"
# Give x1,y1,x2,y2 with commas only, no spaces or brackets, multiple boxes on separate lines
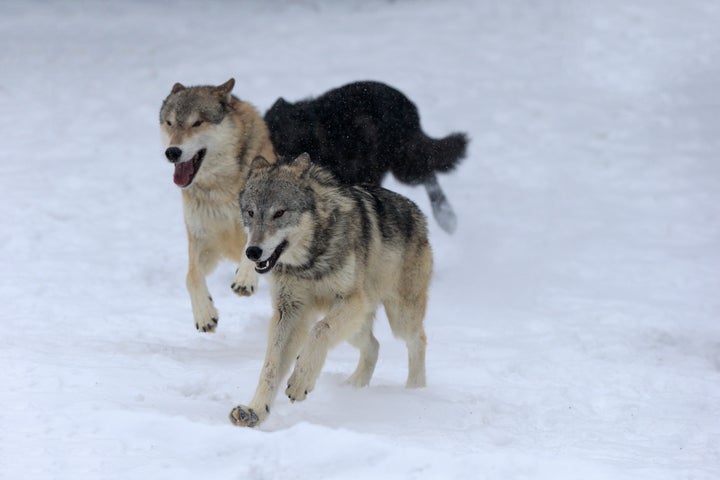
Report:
187,235,220,333
230,257,258,297
229,306,309,427
187,275,217,332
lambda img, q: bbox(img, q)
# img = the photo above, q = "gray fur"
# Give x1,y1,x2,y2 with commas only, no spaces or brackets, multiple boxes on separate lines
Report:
230,153,432,427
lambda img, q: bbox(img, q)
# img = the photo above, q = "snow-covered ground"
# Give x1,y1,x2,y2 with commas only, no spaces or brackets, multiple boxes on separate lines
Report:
2,0,719,478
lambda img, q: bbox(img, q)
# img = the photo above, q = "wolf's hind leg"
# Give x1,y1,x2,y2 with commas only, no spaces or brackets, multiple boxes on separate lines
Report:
386,243,431,387
384,298,427,389
405,329,427,388
344,314,379,387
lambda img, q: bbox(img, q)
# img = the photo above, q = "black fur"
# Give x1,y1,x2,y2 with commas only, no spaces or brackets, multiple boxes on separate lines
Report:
265,81,468,186
264,81,468,234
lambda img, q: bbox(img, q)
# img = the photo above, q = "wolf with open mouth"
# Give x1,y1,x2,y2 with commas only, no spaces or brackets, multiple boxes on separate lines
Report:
159,78,276,333
230,153,432,427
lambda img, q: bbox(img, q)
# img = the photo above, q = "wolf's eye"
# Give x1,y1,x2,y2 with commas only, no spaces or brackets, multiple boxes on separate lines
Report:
192,120,203,127
247,210,254,218
166,120,172,126
273,210,285,219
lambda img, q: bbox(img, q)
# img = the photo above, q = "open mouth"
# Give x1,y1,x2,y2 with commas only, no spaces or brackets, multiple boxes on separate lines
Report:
173,149,206,188
255,240,288,274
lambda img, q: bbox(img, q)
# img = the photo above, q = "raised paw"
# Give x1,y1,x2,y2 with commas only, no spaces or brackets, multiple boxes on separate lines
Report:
230,281,254,296
285,364,315,403
231,263,258,297
229,405,260,427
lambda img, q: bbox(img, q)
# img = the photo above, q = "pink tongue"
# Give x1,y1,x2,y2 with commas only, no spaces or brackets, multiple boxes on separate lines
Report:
173,161,195,187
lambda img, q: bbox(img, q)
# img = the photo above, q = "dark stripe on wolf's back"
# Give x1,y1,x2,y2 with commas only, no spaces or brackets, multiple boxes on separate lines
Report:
278,155,340,189
348,187,373,262
364,185,418,243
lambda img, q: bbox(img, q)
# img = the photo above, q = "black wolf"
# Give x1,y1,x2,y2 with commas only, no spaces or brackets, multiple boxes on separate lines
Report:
264,81,468,233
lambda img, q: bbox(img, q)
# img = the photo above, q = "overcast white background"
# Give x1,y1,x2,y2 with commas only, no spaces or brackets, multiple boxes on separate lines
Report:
2,1,719,478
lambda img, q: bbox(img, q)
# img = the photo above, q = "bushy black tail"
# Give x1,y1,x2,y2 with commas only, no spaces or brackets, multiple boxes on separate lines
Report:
388,131,468,234
392,132,469,184
425,132,468,173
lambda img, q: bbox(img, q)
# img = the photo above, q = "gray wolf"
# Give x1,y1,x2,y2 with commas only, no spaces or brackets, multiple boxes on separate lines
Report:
229,153,432,427
159,78,276,332
264,80,468,234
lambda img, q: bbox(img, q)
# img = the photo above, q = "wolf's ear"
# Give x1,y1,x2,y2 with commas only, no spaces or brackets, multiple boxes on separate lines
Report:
171,82,186,94
271,97,289,109
250,156,271,171
217,78,235,103
288,153,312,176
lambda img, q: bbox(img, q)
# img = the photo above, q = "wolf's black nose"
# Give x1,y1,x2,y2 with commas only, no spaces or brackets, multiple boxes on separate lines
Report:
246,246,263,262
165,147,182,162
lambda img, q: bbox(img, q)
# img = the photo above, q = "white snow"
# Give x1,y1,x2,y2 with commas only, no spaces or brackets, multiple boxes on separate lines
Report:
2,0,719,478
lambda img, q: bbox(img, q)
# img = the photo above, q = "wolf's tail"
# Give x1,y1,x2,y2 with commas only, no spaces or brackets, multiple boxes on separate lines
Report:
422,132,469,174
422,174,456,234
393,132,469,184
391,132,468,234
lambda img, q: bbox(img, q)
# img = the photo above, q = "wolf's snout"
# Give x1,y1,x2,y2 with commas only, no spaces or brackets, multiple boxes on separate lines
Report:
246,246,263,262
165,147,182,163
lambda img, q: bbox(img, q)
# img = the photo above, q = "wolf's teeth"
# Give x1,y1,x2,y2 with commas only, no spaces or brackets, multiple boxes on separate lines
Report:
258,260,268,269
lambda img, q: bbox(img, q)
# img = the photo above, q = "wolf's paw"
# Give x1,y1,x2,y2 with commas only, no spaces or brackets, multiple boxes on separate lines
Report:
193,297,219,333
231,264,258,297
229,405,260,427
285,364,316,403
230,282,254,296
195,315,218,333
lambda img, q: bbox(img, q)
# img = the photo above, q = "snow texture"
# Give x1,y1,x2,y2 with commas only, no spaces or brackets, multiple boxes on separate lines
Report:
2,0,719,478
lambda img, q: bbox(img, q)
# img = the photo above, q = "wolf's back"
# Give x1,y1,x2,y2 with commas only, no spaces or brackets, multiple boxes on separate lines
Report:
350,184,429,249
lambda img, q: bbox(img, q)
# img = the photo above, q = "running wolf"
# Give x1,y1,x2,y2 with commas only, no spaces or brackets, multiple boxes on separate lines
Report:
264,80,468,234
229,153,432,427
159,78,276,332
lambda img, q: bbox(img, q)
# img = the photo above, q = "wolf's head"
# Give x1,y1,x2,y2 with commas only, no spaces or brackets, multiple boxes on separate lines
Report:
159,78,237,188
264,98,317,158
239,153,317,274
